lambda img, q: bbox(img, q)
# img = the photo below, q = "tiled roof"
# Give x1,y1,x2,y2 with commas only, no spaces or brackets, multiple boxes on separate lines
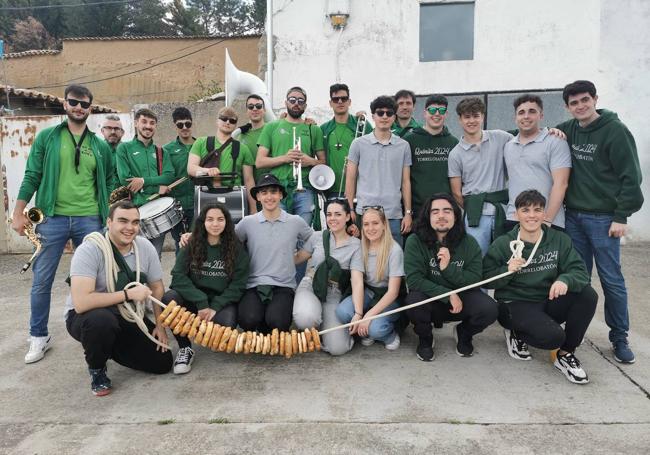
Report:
62,34,259,41
3,49,61,59
0,86,116,113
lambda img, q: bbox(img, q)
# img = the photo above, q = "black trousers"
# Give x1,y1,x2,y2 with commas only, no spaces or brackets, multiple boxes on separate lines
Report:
497,285,598,352
406,289,498,341
238,287,294,332
162,289,237,348
66,307,172,373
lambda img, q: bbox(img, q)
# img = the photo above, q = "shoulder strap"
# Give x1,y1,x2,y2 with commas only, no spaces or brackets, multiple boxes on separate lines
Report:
207,136,216,155
199,137,232,168
231,139,240,165
155,145,163,175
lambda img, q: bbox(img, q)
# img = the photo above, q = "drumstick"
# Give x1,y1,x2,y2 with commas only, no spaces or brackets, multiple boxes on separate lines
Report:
146,177,189,201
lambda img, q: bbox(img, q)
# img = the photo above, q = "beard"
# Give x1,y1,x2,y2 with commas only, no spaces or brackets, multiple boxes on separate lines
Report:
287,106,305,119
67,110,90,125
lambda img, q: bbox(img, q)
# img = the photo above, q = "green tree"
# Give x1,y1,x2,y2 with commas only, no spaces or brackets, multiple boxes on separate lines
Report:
166,0,202,36
125,0,172,36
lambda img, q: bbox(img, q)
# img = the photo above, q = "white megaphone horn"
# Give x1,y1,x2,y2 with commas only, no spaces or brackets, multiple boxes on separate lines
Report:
225,49,275,124
309,165,336,192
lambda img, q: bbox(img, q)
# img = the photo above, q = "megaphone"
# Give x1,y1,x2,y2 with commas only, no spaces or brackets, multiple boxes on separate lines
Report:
225,49,275,123
309,165,335,191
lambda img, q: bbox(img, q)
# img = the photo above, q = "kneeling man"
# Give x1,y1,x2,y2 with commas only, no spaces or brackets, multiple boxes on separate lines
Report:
484,190,597,384
65,200,172,396
404,193,497,361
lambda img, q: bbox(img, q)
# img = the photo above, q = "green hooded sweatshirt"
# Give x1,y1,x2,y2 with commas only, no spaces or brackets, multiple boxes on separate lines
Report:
404,232,482,303
403,126,459,214
116,138,175,207
556,109,643,223
483,225,589,302
17,121,114,223
170,242,250,312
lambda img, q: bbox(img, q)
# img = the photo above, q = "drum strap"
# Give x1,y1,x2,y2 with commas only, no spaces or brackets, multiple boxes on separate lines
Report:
155,145,163,175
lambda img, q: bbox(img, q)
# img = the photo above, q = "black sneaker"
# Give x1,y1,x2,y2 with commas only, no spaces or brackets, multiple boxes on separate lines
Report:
454,324,474,357
89,367,112,397
554,352,589,384
416,336,434,362
173,347,195,375
504,329,532,361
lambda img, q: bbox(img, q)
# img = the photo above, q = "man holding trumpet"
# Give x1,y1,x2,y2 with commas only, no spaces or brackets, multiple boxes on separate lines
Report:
256,86,326,225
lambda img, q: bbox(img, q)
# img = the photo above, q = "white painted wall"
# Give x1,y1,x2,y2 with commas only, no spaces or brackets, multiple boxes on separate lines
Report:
0,113,134,253
270,0,650,239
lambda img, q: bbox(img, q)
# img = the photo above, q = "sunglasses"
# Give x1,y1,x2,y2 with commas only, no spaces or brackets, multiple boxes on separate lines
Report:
362,205,384,213
426,106,448,115
374,109,395,117
219,117,238,125
175,121,192,129
287,96,306,106
247,103,264,110
66,98,91,109
331,96,349,103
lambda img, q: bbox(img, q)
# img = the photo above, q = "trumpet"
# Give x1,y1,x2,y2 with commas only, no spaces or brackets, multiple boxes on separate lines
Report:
292,127,305,192
20,207,44,274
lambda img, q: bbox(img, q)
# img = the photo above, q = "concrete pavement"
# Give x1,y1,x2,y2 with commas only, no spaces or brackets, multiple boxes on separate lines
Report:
1,245,649,454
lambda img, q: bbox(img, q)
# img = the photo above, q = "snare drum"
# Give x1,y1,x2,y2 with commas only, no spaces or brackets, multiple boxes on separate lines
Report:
138,197,183,239
194,186,249,223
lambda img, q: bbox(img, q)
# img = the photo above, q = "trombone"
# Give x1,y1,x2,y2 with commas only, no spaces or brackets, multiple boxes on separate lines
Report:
292,126,305,192
337,113,368,196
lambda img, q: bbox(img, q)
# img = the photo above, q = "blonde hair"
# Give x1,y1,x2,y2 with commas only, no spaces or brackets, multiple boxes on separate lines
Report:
360,208,394,283
217,106,238,120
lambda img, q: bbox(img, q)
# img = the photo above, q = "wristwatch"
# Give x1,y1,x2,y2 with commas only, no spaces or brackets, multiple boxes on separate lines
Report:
405,209,414,215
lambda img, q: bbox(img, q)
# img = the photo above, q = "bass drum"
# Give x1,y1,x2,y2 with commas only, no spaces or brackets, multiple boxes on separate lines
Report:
194,186,249,223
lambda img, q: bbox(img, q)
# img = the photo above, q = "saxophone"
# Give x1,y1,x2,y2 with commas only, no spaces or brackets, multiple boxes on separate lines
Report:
20,207,44,274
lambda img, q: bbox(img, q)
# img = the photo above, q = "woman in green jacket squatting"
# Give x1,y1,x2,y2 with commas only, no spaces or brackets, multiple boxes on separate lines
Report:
294,198,361,355
162,203,249,374
484,189,597,384
404,193,497,361
335,207,404,350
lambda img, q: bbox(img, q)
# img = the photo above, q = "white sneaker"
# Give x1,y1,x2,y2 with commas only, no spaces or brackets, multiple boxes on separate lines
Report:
360,337,375,347
384,332,401,351
554,352,589,384
25,335,52,364
173,347,195,375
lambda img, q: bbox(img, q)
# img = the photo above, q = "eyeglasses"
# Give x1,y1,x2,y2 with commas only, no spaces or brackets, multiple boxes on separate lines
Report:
362,205,384,213
102,126,123,132
327,196,348,202
66,98,91,109
287,97,306,106
219,117,238,125
175,121,192,129
374,109,395,117
331,96,349,103
426,106,448,115
247,103,264,110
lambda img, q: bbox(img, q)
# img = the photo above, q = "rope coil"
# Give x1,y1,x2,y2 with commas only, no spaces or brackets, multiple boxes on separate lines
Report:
85,232,169,350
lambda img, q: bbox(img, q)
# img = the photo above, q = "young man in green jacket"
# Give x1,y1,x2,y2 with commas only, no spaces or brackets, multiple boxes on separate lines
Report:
404,193,497,361
558,80,644,364
11,84,113,364
116,108,175,256
162,107,196,253
403,95,459,215
320,83,373,197
484,190,598,384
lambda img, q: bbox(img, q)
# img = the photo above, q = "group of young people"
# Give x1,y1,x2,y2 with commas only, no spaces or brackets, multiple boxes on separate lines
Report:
11,78,642,396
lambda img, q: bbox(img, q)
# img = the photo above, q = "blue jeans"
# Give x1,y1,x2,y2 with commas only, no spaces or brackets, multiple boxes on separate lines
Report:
465,214,495,257
388,219,403,248
335,290,400,344
565,210,629,343
32,215,103,336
